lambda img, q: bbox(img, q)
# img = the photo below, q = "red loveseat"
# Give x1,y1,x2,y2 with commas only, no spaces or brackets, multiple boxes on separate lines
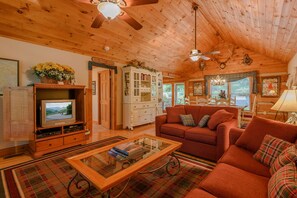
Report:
186,116,297,198
155,105,239,161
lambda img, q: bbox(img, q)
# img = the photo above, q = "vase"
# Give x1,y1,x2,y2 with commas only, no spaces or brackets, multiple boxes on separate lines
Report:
40,77,58,84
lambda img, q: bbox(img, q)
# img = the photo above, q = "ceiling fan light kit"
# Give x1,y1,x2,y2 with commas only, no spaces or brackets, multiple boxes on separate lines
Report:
97,1,121,20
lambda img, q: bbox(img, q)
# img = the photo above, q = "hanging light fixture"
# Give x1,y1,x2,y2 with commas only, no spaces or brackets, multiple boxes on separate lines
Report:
97,1,121,20
210,75,226,86
189,4,199,62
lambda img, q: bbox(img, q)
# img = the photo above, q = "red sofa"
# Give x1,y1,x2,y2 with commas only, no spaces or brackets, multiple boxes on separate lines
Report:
186,116,297,198
155,105,239,161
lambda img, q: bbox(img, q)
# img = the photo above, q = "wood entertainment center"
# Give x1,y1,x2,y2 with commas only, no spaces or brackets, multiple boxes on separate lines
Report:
4,83,90,158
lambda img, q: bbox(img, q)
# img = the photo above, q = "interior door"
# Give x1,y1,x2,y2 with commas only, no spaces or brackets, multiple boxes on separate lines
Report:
100,70,110,129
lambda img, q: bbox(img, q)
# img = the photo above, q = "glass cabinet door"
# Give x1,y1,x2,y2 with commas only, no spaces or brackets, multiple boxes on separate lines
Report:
151,75,157,97
124,72,130,96
134,72,140,96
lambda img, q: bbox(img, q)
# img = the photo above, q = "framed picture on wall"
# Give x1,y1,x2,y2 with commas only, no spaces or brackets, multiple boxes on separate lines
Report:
92,81,96,95
261,76,280,97
0,58,19,96
193,81,203,96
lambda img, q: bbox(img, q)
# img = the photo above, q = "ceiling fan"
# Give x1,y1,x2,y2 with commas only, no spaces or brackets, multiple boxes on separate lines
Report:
78,0,158,30
189,3,220,61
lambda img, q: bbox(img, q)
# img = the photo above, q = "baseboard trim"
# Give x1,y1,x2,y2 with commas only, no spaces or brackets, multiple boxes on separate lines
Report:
0,144,28,158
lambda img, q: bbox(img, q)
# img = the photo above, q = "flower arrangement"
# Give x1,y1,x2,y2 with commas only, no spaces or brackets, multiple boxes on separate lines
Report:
32,62,75,81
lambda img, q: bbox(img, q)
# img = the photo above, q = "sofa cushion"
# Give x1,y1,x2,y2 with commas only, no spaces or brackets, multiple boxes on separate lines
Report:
268,162,297,198
180,114,196,126
160,123,191,138
184,105,202,125
218,145,271,177
199,163,269,198
253,135,292,167
197,106,239,122
207,109,234,130
236,116,297,153
166,106,186,123
185,188,217,198
198,115,210,128
270,145,297,175
185,127,217,145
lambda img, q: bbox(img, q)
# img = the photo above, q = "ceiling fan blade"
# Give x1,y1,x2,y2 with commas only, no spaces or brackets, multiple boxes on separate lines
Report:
124,0,158,7
91,13,105,28
118,11,143,30
205,50,220,55
75,0,92,4
200,56,210,60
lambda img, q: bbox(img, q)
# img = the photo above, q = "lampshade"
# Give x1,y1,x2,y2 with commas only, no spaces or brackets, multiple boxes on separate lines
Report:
271,90,297,112
97,2,121,20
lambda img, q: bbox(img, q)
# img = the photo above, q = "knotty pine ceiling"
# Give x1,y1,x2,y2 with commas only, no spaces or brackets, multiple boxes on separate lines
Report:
0,0,296,74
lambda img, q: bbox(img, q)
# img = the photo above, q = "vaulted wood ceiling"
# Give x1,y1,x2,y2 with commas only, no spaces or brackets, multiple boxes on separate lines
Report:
0,0,296,73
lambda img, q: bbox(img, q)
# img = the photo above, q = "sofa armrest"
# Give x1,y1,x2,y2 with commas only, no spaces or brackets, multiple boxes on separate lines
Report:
229,127,244,145
216,119,238,160
155,114,167,137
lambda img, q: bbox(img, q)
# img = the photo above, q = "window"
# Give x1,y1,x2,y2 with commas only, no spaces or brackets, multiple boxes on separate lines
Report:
163,84,172,110
174,83,185,105
230,78,250,110
210,77,251,109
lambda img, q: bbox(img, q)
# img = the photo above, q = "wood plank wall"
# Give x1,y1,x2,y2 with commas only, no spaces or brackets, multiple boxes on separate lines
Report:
165,42,288,121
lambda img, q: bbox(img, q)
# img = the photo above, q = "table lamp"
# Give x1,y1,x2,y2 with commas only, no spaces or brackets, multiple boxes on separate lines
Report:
271,90,297,125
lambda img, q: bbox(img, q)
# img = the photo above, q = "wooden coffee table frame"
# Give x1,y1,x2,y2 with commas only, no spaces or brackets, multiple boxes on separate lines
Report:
66,134,182,197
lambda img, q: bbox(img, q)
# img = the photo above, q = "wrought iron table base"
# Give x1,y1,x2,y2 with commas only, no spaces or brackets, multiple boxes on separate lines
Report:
67,153,180,197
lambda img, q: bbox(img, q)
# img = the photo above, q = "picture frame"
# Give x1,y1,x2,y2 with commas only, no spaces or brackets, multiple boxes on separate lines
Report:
0,58,19,96
261,76,280,97
92,81,96,95
193,81,203,96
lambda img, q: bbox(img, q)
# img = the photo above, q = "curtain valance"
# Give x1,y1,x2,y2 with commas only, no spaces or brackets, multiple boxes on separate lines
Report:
204,71,258,95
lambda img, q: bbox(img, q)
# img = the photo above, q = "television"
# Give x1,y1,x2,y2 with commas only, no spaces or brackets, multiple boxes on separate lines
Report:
41,99,76,127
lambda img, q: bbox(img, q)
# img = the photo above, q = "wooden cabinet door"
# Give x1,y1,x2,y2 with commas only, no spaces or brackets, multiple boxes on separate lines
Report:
100,70,110,129
3,87,34,141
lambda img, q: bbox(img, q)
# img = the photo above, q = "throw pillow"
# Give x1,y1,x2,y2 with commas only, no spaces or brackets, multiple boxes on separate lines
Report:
166,106,186,123
207,109,234,130
180,114,196,127
253,135,292,167
198,115,210,128
235,116,297,153
270,144,297,175
268,162,297,198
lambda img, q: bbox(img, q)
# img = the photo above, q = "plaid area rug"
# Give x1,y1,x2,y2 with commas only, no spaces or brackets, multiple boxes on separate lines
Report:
0,136,215,198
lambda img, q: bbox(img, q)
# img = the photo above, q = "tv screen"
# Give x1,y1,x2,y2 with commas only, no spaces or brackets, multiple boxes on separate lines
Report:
41,99,76,127
45,102,73,121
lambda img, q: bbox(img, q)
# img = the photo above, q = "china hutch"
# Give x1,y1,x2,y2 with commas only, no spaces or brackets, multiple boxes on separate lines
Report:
123,66,163,130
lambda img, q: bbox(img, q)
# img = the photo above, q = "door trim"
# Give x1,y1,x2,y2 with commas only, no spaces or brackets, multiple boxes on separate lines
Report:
88,61,117,130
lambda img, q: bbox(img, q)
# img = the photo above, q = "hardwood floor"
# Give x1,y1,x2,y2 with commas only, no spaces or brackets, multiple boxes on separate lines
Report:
0,123,156,169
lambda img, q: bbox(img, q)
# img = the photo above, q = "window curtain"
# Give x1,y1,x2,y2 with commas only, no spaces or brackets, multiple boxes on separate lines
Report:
204,71,258,95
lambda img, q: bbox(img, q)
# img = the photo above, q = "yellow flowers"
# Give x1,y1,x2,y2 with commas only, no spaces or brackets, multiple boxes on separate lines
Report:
32,62,75,81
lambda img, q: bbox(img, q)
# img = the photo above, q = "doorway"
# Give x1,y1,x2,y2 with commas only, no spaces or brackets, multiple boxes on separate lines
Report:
87,61,117,133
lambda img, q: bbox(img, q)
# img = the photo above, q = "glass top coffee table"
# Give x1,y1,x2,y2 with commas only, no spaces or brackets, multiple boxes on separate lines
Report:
66,134,182,197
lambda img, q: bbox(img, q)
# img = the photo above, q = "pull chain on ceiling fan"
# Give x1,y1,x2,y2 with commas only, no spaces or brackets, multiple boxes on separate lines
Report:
189,3,220,62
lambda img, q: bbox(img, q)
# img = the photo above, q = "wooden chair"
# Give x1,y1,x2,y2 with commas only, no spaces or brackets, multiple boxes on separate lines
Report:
207,95,217,105
196,98,208,104
216,98,230,105
241,95,257,126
